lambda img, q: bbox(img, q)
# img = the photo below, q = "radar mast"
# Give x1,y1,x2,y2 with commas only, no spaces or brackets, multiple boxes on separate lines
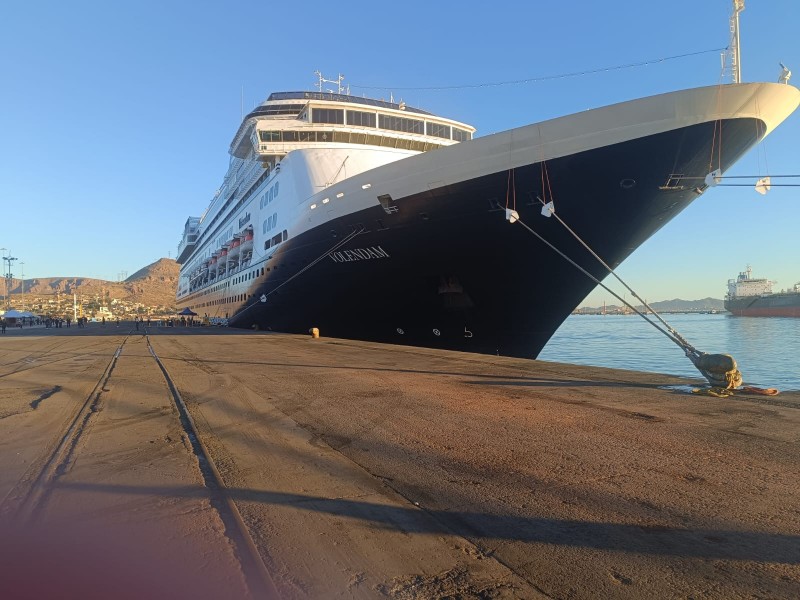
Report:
314,70,349,95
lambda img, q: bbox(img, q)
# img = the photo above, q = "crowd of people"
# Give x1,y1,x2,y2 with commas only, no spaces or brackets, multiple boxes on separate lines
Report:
1,313,212,333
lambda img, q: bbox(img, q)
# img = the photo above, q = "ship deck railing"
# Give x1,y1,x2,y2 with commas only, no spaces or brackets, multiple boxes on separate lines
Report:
184,258,254,297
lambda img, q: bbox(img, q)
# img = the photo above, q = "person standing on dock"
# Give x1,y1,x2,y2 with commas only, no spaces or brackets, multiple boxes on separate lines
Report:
1,318,6,334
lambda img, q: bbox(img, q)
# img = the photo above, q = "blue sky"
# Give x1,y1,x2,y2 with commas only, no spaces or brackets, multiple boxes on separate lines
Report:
1,1,798,306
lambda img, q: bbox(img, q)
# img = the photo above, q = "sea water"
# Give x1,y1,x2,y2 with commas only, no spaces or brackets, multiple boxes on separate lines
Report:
539,313,800,391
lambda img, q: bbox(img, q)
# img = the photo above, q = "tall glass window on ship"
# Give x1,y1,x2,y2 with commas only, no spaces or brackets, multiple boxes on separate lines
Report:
452,127,472,142
426,122,451,139
346,110,376,128
259,131,281,142
379,115,424,134
312,108,344,124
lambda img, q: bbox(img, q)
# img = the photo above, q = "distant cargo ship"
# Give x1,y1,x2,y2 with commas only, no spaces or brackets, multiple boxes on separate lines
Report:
724,266,800,317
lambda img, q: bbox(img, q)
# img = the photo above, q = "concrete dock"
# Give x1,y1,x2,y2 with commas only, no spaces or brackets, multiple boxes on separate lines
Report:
0,324,798,599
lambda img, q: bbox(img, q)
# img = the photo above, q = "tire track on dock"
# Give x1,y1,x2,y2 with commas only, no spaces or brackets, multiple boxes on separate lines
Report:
1,330,278,599
0,336,130,518
0,338,115,379
143,332,279,600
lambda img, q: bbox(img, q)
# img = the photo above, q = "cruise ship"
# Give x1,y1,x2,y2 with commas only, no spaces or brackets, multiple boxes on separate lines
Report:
175,76,799,357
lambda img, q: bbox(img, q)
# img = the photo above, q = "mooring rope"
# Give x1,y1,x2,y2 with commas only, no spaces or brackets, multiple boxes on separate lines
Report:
510,214,690,350
533,193,698,353
510,211,742,388
506,160,745,390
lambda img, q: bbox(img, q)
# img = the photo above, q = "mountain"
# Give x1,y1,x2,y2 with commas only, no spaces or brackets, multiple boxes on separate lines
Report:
643,297,725,312
577,297,725,313
122,258,181,307
3,258,179,310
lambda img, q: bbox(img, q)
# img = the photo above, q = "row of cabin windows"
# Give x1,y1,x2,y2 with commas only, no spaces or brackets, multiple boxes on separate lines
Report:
189,264,264,303
193,267,264,308
259,130,447,152
308,107,471,141
191,254,339,310
194,263,293,309
233,269,258,285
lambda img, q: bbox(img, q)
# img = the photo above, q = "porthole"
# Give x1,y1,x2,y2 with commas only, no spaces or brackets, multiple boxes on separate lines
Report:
620,178,636,189
397,328,404,335
432,328,441,336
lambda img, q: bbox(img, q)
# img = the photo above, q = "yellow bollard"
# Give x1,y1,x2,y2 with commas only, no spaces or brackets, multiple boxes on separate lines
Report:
310,327,319,339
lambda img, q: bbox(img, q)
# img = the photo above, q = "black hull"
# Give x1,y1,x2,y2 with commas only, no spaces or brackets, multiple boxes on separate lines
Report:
188,118,764,358
725,294,800,317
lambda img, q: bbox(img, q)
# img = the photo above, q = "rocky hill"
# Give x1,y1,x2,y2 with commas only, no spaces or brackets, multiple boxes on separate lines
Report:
4,258,179,310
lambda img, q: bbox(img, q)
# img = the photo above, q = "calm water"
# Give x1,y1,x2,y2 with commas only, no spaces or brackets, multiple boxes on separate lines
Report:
539,313,800,391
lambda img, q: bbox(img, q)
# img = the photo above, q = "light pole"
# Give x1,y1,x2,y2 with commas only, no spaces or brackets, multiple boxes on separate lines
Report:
0,248,5,309
20,261,25,311
3,254,18,310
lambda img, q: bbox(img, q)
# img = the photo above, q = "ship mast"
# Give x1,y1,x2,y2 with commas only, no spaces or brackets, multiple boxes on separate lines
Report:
730,0,745,83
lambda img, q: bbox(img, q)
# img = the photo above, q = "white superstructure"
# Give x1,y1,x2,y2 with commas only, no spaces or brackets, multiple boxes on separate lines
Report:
728,265,773,298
